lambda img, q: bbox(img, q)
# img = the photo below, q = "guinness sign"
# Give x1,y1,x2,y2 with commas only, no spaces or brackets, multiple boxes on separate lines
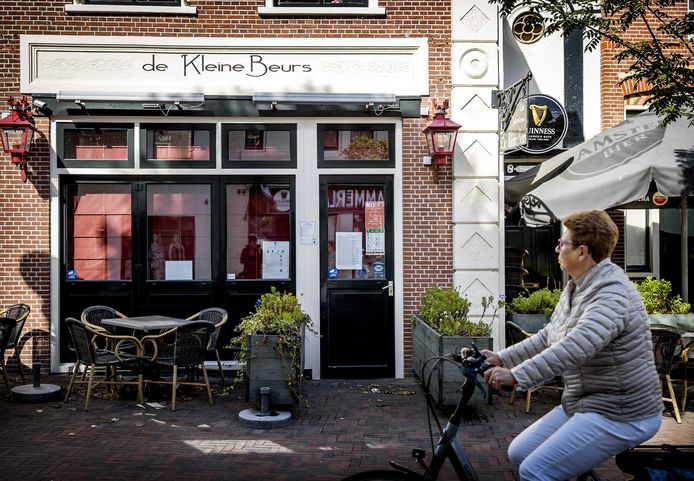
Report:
521,94,568,154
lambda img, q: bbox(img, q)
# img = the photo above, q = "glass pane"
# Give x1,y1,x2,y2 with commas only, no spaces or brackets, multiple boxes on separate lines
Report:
323,128,390,161
63,128,129,161
275,0,368,6
147,184,211,280
226,184,291,280
66,184,132,281
626,209,648,269
227,129,291,161
327,184,386,280
147,128,211,161
85,0,179,5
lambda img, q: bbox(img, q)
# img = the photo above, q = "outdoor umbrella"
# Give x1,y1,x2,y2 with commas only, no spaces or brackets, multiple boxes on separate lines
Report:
504,111,693,299
506,111,693,226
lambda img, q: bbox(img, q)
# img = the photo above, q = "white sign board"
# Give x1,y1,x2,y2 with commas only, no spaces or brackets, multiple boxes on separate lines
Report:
335,232,362,270
262,240,289,279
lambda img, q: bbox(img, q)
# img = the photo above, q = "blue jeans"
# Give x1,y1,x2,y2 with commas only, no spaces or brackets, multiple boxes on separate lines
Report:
508,405,662,481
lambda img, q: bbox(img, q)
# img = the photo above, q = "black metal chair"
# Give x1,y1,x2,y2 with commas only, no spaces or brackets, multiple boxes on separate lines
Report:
0,303,31,383
141,320,215,411
505,321,563,413
186,308,229,386
64,317,144,410
650,327,683,424
0,318,18,401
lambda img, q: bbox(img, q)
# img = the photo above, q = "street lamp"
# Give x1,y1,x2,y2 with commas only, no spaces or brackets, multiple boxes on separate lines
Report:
0,96,38,182
422,100,461,181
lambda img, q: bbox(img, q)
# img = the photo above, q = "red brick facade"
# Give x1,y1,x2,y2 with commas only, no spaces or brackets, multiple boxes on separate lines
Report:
0,1,453,372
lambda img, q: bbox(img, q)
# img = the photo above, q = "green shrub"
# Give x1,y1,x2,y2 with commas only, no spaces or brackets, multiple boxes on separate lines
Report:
634,277,691,314
415,287,503,336
507,288,561,317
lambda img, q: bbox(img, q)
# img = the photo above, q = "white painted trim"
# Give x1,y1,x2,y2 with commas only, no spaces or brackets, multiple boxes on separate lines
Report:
258,7,385,16
65,4,197,15
50,121,61,374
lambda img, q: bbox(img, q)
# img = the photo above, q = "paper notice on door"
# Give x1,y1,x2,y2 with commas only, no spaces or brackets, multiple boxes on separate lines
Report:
365,200,385,255
336,232,362,270
299,221,316,245
165,260,193,280
262,241,289,279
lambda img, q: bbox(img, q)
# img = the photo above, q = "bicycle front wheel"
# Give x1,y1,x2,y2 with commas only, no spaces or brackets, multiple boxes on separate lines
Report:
341,469,423,481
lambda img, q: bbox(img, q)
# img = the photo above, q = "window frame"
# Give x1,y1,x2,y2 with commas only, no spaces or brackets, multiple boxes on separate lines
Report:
65,0,196,15
625,209,652,274
317,123,395,169
57,122,135,169
274,0,368,6
222,124,297,169
82,0,180,5
258,0,384,16
139,123,216,169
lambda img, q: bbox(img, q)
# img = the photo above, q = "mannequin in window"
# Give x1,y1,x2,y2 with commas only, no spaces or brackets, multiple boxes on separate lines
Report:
169,233,185,260
239,234,262,279
149,233,165,280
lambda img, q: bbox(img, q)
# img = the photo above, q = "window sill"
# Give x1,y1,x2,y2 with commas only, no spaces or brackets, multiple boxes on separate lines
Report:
65,4,197,15
257,6,385,16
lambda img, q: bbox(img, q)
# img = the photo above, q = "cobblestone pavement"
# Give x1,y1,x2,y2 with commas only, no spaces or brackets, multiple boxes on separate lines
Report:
0,375,691,481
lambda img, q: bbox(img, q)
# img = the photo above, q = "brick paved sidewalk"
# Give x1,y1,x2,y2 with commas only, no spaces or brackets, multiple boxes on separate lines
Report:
0,375,690,481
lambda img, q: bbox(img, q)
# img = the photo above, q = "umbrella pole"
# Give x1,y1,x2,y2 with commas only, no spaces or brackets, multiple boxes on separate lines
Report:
681,197,689,302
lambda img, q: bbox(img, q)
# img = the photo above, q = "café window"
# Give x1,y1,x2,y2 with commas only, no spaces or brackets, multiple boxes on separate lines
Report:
66,184,132,281
147,184,212,281
140,124,215,169
226,183,292,280
625,209,651,273
222,124,296,169
274,0,368,6
82,0,181,5
318,124,395,168
57,123,134,168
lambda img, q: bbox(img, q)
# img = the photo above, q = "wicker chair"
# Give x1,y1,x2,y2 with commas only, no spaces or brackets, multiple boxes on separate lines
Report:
81,305,127,332
64,317,144,410
186,308,228,386
141,320,215,411
0,303,31,384
0,318,17,401
650,327,683,424
505,321,564,413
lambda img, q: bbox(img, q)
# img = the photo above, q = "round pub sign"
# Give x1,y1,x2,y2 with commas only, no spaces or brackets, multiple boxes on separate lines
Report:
521,94,568,154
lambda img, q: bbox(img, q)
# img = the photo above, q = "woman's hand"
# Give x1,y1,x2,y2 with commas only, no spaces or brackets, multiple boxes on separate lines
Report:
484,366,517,389
480,349,502,366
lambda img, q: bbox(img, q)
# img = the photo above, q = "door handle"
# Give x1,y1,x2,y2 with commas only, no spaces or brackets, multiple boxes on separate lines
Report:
382,281,394,296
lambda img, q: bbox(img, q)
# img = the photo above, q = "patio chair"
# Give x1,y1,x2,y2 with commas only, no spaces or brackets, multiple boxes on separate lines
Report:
506,321,563,413
0,318,18,401
0,303,31,384
186,307,228,386
81,305,127,333
64,317,144,410
650,327,683,424
141,320,215,411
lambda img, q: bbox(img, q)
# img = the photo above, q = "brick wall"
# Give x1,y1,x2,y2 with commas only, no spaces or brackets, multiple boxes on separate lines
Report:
0,1,453,372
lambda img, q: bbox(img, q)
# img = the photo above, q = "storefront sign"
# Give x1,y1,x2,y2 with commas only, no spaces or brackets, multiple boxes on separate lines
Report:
521,94,568,154
21,36,429,96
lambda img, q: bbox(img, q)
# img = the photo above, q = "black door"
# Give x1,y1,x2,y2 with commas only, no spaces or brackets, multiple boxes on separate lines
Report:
319,176,395,378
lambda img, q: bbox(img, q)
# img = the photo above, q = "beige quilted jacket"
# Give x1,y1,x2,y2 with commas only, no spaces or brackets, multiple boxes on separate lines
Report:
500,259,663,421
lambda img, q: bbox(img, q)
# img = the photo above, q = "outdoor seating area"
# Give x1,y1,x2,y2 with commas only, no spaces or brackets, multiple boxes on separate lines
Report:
63,306,229,411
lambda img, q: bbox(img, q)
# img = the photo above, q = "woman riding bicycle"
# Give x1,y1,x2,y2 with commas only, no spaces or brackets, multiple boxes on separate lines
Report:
483,210,663,481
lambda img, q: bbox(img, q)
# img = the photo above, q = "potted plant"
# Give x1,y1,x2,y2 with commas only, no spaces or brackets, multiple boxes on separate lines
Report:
229,287,314,407
634,277,692,329
506,288,561,334
411,286,504,407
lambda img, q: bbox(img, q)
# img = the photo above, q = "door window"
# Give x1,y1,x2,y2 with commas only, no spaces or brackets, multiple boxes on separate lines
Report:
327,184,386,280
226,183,292,280
66,184,132,281
147,184,211,280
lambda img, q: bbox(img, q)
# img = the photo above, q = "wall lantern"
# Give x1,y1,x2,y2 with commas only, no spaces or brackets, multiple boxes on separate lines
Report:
422,100,461,180
0,96,37,182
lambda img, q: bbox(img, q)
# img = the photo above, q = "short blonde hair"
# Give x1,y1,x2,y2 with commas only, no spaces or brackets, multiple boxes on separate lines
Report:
563,210,618,262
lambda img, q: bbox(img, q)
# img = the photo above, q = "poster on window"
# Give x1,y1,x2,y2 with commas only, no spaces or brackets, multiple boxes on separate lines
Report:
336,232,362,270
262,240,289,279
365,200,385,256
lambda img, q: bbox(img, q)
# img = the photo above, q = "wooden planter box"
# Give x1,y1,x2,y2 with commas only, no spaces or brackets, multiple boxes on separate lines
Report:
508,313,550,334
246,333,302,406
411,317,493,408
